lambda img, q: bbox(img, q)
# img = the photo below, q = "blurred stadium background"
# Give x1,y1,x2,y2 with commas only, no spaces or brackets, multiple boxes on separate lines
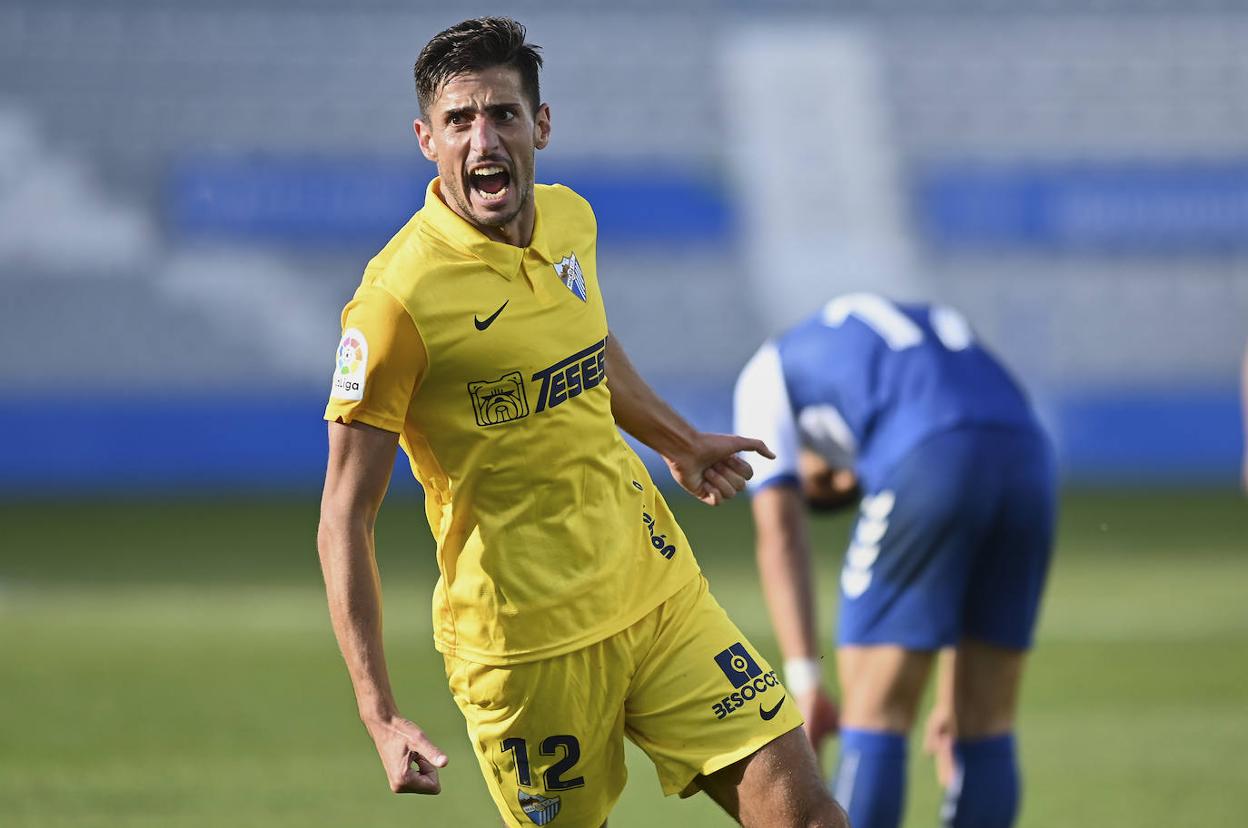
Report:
2,1,1245,826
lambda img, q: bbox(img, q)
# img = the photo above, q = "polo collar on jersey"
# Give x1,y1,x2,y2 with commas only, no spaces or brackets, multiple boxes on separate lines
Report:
422,178,556,279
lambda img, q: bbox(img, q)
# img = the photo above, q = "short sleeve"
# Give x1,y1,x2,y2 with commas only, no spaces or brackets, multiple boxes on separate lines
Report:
733,341,800,492
324,285,426,434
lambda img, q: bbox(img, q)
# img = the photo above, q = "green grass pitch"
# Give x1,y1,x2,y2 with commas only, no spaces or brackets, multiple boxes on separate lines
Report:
1,489,1245,826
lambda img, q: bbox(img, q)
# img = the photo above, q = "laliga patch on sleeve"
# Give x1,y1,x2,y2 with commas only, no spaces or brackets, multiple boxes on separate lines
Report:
330,328,368,401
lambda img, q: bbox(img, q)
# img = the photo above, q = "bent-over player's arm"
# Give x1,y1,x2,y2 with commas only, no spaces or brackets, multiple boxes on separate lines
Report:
604,332,773,505
734,339,840,756
319,420,448,793
751,484,840,756
752,486,821,667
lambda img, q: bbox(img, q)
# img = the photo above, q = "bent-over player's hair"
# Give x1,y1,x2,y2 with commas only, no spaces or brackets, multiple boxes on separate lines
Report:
413,17,543,119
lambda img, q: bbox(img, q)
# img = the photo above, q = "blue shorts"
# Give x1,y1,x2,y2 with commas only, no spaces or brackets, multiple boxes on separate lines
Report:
837,426,1056,651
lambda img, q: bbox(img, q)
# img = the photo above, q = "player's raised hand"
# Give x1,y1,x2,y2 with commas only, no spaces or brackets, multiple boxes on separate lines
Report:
665,433,775,506
365,715,449,794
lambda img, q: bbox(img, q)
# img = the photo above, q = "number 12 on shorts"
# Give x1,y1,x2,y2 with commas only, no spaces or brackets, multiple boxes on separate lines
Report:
501,735,586,791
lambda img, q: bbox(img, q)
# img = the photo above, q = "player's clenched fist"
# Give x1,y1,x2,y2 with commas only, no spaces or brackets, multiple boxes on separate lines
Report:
365,715,448,794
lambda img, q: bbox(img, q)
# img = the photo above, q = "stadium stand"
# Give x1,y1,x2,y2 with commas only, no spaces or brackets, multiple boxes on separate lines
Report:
2,0,1243,488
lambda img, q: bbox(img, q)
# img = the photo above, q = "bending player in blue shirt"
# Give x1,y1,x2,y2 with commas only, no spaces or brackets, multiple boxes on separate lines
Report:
734,293,1056,828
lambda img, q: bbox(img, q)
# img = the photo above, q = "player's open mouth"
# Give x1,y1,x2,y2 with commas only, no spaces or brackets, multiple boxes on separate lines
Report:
470,164,511,203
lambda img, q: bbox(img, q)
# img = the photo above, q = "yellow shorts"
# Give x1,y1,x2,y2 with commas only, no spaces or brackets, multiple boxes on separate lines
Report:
444,574,804,827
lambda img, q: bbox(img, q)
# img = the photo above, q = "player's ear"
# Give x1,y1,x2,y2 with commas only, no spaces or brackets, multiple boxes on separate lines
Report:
533,103,551,151
414,117,437,162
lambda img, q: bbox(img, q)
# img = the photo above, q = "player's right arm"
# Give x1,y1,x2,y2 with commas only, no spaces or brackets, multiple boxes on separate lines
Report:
319,421,448,794
318,283,443,793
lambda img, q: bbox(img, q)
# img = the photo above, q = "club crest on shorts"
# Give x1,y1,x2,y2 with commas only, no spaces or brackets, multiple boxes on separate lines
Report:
519,790,561,825
554,252,587,302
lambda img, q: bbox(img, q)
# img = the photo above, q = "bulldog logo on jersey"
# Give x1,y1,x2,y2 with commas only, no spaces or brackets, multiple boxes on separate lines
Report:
519,790,561,825
468,372,530,426
554,253,587,302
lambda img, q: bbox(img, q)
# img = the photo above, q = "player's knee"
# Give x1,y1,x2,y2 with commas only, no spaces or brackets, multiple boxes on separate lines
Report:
954,677,1018,735
954,683,1015,736
827,800,852,828
786,796,850,828
809,797,851,828
842,685,926,732
731,731,845,827
955,704,1015,739
741,787,847,828
954,642,1025,738
838,646,933,731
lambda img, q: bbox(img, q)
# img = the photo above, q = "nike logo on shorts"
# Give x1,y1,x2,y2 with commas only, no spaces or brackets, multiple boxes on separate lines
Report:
474,301,509,331
759,695,786,721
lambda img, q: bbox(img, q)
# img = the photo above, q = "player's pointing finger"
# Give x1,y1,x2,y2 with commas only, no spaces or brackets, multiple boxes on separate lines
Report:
735,437,775,460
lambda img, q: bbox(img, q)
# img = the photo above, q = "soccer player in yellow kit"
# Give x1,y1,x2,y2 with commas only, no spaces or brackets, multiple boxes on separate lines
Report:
317,17,847,828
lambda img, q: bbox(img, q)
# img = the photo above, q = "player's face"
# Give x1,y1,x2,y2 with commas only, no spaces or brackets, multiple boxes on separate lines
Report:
414,66,551,245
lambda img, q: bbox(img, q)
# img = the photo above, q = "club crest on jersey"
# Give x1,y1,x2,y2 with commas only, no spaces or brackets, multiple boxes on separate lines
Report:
330,328,368,401
554,253,587,302
468,372,531,426
519,790,561,825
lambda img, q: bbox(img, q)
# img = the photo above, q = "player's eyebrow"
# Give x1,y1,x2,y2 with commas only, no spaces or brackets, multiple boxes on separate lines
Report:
442,105,476,124
442,102,521,124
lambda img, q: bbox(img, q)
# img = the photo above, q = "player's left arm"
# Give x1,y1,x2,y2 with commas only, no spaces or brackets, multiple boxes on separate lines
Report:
605,332,774,506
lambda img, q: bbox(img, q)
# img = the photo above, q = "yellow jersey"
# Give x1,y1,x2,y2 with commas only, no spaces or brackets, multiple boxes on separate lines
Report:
326,178,700,665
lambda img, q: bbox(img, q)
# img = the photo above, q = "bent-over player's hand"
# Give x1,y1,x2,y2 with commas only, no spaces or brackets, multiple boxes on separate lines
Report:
365,715,449,794
665,433,775,506
797,687,840,769
922,705,957,788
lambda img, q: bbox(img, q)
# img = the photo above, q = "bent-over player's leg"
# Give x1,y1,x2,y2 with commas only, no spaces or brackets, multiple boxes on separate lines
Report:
940,639,1027,828
943,427,1056,828
698,728,848,827
830,430,1005,828
831,645,935,828
953,638,1025,738
837,644,934,730
831,435,999,828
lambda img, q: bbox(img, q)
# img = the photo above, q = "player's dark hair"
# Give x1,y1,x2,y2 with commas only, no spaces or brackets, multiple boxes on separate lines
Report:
414,17,543,118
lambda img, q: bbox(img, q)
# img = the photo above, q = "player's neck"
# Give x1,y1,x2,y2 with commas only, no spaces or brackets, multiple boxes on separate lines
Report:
476,203,535,248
